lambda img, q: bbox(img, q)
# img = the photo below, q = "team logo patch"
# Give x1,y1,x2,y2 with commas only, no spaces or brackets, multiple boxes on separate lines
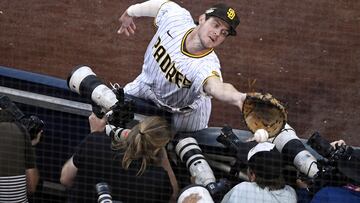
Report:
227,8,236,20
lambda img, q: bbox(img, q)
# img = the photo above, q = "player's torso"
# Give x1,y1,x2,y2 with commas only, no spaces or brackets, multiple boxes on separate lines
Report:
142,24,219,108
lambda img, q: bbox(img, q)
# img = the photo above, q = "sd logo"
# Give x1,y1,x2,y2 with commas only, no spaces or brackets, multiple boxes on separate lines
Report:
227,8,236,20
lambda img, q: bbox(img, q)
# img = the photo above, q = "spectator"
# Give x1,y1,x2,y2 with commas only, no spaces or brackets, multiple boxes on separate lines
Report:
60,113,179,202
0,106,39,202
310,186,360,203
221,142,297,203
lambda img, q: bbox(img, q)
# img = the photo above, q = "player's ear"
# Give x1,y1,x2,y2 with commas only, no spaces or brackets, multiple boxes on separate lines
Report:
198,14,206,24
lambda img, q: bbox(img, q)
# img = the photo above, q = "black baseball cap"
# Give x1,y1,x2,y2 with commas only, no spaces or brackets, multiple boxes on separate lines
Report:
247,142,283,180
205,3,240,36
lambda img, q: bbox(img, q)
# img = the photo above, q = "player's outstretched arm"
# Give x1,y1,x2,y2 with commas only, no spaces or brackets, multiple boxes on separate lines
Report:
204,77,246,111
117,0,167,36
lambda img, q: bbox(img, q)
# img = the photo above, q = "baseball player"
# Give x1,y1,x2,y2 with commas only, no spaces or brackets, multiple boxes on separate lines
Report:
118,0,246,132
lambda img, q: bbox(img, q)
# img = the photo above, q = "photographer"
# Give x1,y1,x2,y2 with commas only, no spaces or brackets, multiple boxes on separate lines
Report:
60,113,179,202
221,142,297,203
0,106,39,202
309,140,360,203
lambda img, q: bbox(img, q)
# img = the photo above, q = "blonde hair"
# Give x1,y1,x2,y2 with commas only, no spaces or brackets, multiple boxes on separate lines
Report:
112,116,173,175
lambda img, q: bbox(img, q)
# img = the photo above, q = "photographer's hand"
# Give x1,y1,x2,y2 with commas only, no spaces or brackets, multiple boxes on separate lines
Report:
31,130,43,146
330,139,346,149
89,113,107,133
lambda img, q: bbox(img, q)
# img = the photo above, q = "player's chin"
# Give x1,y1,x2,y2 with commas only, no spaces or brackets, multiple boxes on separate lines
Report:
203,40,217,49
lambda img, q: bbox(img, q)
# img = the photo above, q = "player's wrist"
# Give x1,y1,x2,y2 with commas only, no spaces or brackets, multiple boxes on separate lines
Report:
126,5,137,17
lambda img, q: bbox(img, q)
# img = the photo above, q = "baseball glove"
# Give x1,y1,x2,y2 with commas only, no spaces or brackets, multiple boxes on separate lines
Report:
242,92,287,138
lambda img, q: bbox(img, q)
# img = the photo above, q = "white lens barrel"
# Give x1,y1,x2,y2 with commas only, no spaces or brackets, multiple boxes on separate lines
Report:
273,123,319,177
105,125,126,143
272,124,297,152
189,159,216,186
68,66,95,93
98,194,112,203
175,137,200,160
175,137,216,187
105,125,115,136
294,150,318,178
68,65,118,112
91,84,118,110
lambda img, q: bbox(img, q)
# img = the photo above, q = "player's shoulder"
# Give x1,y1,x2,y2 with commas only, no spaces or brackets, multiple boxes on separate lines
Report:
156,1,193,26
160,1,187,13
196,52,221,68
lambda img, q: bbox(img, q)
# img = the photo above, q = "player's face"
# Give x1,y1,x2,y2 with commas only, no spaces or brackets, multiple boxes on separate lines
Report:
198,16,230,49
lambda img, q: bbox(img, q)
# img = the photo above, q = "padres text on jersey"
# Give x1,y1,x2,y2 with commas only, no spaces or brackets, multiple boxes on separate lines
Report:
153,37,192,88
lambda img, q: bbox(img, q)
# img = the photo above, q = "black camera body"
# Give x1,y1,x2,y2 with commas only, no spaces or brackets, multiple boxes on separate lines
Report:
94,87,135,129
67,65,135,129
0,95,44,139
217,127,257,174
216,126,243,153
307,132,354,192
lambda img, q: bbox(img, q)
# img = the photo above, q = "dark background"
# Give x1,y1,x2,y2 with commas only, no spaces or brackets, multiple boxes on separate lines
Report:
0,0,359,145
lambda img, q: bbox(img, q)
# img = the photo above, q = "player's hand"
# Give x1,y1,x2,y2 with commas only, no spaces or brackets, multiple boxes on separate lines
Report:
89,113,107,133
117,10,136,36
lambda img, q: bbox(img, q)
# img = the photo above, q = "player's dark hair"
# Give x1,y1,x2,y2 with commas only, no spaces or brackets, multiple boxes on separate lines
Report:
248,167,286,190
248,148,286,190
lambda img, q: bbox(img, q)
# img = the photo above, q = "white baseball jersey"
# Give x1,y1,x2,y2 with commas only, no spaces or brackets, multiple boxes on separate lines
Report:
124,2,223,131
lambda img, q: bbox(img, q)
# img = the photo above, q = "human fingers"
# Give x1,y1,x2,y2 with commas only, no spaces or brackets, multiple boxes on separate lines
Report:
130,21,136,31
127,26,135,35
117,26,124,34
88,112,97,120
89,112,107,123
118,26,130,36
330,139,346,148
118,24,130,35
123,28,130,36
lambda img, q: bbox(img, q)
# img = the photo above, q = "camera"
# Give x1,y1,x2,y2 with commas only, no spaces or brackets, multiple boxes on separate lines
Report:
95,182,113,203
67,65,134,127
216,126,257,161
216,126,257,177
216,126,244,153
307,132,353,163
306,132,356,191
175,137,228,196
0,94,44,139
271,124,319,178
217,124,320,185
105,125,126,142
